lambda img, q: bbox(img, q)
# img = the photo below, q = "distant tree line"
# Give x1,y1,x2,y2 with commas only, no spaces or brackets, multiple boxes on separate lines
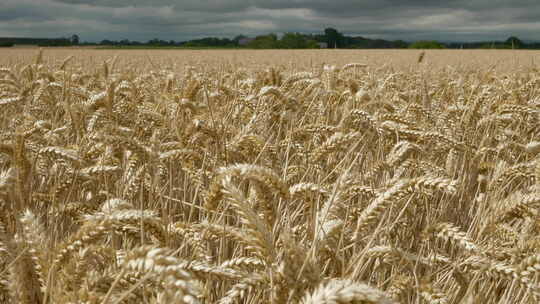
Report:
125,29,537,49
240,28,408,49
446,37,540,49
0,35,79,47
95,34,319,49
241,33,318,49
0,29,407,49
1,30,538,50
0,36,76,47
408,41,446,49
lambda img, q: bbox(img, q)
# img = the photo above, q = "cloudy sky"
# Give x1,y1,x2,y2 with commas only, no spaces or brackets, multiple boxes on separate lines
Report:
1,0,539,42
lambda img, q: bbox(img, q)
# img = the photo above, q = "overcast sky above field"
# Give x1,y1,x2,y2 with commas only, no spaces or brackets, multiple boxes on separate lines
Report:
1,0,539,42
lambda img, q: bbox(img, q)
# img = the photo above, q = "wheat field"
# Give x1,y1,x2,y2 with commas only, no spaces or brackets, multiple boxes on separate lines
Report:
0,48,539,303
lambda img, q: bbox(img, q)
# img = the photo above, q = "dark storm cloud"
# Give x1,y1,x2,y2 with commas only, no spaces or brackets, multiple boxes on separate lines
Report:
1,0,539,42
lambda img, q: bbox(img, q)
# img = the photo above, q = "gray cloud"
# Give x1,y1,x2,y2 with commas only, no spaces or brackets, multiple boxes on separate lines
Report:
0,0,538,42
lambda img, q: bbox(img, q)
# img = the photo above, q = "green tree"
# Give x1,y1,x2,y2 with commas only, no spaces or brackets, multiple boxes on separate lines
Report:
147,38,160,45
71,34,79,45
505,36,523,49
248,34,279,49
277,33,320,49
233,35,247,45
305,39,319,49
279,33,307,48
324,28,344,48
408,40,446,49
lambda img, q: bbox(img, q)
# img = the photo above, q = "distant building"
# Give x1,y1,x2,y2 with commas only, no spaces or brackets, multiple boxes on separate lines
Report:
317,42,328,49
238,38,254,46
